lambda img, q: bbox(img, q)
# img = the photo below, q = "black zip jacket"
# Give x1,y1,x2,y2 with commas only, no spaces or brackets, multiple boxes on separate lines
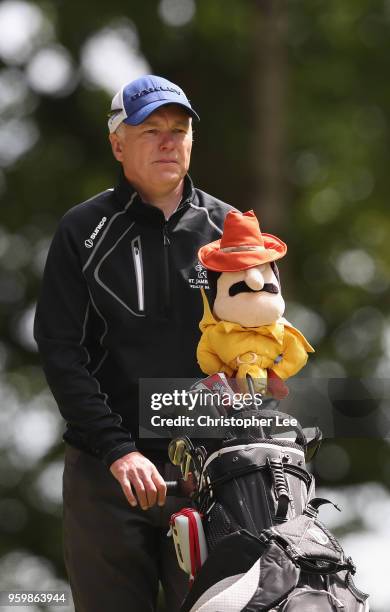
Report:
34,173,234,467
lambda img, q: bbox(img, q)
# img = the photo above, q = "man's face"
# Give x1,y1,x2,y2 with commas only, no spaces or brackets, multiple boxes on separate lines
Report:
109,104,193,198
213,263,285,327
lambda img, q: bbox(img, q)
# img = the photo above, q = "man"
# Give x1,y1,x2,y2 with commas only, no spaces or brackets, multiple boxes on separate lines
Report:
34,75,233,612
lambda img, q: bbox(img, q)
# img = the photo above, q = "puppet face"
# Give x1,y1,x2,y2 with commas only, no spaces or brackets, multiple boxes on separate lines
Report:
213,263,285,327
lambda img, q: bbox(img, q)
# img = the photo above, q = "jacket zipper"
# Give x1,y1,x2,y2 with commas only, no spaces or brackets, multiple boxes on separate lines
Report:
160,200,191,317
131,236,145,312
163,223,171,315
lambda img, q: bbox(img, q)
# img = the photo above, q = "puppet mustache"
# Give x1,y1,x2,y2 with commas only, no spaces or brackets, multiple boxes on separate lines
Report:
229,281,279,297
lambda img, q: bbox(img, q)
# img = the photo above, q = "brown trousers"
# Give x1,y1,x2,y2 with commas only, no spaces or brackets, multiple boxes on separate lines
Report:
62,445,191,612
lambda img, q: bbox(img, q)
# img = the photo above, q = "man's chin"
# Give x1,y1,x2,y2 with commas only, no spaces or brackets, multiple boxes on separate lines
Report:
150,170,183,188
153,165,182,177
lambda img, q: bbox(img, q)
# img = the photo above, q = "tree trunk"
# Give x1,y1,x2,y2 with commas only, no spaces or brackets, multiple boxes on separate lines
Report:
250,0,287,233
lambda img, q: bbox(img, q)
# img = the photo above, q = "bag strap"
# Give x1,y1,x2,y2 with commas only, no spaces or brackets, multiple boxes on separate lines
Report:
304,497,341,519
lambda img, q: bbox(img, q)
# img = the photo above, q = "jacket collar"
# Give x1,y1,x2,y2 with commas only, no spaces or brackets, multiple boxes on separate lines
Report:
113,168,196,223
113,167,137,208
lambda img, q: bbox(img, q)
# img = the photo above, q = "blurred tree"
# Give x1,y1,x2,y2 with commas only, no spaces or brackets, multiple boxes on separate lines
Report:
250,0,288,232
0,0,389,609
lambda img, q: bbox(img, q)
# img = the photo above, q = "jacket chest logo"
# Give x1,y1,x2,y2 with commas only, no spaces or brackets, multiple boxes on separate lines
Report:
188,261,209,290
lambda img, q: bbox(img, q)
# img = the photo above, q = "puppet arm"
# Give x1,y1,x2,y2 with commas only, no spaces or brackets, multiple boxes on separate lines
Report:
272,330,310,380
197,333,234,377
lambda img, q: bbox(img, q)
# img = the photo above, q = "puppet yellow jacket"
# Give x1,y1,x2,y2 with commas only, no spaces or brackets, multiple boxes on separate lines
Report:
197,289,314,380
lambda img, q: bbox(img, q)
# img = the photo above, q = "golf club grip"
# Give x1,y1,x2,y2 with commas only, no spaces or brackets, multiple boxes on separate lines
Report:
165,480,182,496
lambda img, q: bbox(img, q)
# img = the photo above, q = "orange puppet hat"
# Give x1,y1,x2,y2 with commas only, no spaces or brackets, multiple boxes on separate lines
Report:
198,210,287,272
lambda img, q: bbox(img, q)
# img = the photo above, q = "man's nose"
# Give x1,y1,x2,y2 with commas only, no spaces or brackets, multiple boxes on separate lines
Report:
159,132,175,150
245,267,264,290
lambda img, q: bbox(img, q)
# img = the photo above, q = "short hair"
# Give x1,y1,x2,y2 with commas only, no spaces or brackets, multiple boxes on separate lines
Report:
114,123,127,137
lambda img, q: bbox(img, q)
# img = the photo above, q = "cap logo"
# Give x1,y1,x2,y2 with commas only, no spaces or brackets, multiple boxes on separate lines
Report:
130,86,181,101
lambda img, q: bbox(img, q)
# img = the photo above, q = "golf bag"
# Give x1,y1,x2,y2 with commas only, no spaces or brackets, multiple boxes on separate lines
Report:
168,378,369,611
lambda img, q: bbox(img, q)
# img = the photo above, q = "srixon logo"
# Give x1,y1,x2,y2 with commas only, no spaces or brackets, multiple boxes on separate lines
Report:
85,217,107,248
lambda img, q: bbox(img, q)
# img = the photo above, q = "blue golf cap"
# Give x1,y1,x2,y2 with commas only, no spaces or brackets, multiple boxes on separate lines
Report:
108,75,200,133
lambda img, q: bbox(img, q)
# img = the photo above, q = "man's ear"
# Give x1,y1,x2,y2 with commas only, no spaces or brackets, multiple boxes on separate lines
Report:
109,133,124,162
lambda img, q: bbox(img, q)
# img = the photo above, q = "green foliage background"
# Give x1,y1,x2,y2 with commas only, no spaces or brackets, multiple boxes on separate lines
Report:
0,0,389,610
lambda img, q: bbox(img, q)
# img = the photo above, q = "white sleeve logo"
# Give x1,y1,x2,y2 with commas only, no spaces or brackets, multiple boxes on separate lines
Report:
84,216,107,248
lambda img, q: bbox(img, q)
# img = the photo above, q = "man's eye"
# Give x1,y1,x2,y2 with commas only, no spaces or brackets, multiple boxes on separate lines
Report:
145,129,158,135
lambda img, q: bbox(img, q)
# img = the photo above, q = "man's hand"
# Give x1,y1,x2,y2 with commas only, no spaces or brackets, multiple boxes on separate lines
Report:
110,451,167,510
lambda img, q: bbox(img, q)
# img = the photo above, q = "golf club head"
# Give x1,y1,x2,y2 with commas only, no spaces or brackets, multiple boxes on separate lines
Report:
168,436,197,479
302,426,323,462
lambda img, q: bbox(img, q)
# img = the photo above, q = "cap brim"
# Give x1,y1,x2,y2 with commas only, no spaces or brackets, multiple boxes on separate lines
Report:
123,99,200,125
